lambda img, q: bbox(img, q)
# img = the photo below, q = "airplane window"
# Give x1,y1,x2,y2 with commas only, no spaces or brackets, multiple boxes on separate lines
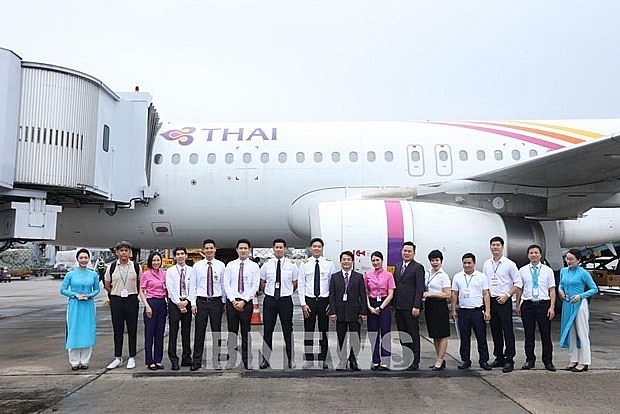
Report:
349,151,358,162
296,152,305,163
459,150,468,161
477,150,486,161
103,125,110,152
411,151,420,162
225,153,234,164
154,153,163,165
172,153,180,165
384,151,393,162
494,150,503,161
314,152,323,162
278,152,287,163
529,149,538,157
190,153,198,164
243,153,252,163
207,153,216,164
261,152,269,163
332,152,341,162
438,150,448,162
512,150,521,160
367,151,376,162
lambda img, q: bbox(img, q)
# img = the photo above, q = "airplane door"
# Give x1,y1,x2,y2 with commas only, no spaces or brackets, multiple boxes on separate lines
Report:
407,144,424,176
434,144,453,176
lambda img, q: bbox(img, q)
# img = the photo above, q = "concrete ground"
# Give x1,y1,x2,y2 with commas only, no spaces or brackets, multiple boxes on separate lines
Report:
0,277,618,413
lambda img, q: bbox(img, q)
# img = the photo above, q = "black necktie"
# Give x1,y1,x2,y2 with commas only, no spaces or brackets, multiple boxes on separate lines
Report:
344,272,349,290
314,259,320,297
274,259,281,299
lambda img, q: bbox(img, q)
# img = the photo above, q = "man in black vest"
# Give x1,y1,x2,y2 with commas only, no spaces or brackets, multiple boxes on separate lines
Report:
393,241,425,370
329,251,367,371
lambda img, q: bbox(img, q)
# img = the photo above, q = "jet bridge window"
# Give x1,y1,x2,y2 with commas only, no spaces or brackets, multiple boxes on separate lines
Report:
189,153,198,164
314,152,323,162
476,150,486,161
494,150,503,161
331,152,340,162
225,153,234,164
384,151,393,161
296,152,305,163
511,150,521,160
367,151,376,162
172,153,180,165
349,151,358,162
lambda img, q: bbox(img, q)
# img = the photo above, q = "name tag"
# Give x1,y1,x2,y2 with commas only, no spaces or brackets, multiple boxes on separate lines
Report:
532,287,539,298
376,296,382,302
275,282,280,289
463,288,471,298
120,288,129,298
491,276,500,287
342,293,348,302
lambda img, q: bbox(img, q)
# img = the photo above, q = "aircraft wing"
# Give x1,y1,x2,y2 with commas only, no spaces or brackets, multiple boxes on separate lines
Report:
470,133,620,188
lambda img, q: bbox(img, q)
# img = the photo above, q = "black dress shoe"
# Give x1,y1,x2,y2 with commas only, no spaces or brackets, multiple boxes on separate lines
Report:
457,361,471,370
479,362,492,370
571,365,588,372
322,361,329,370
406,363,419,371
148,363,158,371
490,359,505,368
181,361,193,367
287,361,296,369
259,359,270,370
502,363,514,373
349,360,360,371
521,361,535,370
371,363,380,370
544,363,557,372
171,362,180,371
563,363,578,371
155,363,164,370
190,365,201,371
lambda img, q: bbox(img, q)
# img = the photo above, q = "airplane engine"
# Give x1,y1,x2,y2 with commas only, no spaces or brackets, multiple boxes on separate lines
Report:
557,208,620,247
309,200,546,275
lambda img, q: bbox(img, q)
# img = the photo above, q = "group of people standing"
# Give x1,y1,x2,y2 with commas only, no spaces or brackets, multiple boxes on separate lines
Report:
59,236,598,373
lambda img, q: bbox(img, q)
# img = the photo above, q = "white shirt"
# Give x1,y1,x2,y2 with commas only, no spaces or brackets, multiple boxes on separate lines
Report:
452,270,488,309
223,258,260,302
260,257,299,297
425,268,451,294
193,258,226,302
298,256,335,305
518,263,555,301
165,264,196,305
482,256,522,297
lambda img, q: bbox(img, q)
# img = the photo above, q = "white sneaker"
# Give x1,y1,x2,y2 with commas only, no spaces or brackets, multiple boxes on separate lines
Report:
126,357,136,369
106,358,122,369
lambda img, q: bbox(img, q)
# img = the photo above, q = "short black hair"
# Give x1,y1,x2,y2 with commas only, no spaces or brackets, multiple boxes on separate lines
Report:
566,248,582,261
402,241,416,251
273,238,287,247
173,247,187,255
147,251,163,269
527,244,542,255
115,240,132,250
75,248,90,259
237,238,252,249
203,239,216,247
339,250,354,261
310,237,324,247
462,252,476,263
371,251,383,261
490,236,505,246
428,249,443,261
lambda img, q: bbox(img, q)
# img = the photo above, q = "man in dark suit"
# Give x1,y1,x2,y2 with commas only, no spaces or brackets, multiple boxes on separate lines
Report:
329,251,367,371
393,241,426,370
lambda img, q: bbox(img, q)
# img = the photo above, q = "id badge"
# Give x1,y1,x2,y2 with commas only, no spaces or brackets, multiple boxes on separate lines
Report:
463,288,471,298
120,288,129,298
342,293,348,302
376,296,382,302
275,282,280,289
491,276,500,287
532,287,539,298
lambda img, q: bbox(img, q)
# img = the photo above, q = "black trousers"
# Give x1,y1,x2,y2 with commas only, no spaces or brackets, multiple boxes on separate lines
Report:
109,294,139,358
303,297,330,362
168,300,193,365
457,307,489,364
262,295,294,364
226,300,253,366
490,298,516,363
336,320,361,363
395,309,421,366
521,300,553,364
193,296,224,366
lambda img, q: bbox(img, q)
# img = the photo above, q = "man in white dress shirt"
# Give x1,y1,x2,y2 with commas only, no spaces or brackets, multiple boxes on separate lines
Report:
191,239,226,371
515,244,557,371
298,237,335,369
223,238,260,370
165,247,196,370
482,236,522,373
259,238,299,369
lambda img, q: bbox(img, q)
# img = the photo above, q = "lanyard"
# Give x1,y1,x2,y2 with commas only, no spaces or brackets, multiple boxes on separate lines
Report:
118,263,129,288
492,260,501,275
426,270,440,288
464,272,475,288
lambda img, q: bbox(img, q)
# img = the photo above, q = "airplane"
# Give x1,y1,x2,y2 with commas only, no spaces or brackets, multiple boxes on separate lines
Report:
1,48,618,275
53,119,620,275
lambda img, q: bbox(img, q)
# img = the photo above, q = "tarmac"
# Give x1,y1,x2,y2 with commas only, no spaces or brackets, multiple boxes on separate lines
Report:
0,277,619,413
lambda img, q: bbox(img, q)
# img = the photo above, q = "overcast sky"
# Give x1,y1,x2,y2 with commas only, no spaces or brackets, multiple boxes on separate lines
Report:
2,0,620,123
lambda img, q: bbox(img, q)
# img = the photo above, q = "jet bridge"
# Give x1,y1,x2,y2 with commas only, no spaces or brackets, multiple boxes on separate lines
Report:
0,47,160,245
